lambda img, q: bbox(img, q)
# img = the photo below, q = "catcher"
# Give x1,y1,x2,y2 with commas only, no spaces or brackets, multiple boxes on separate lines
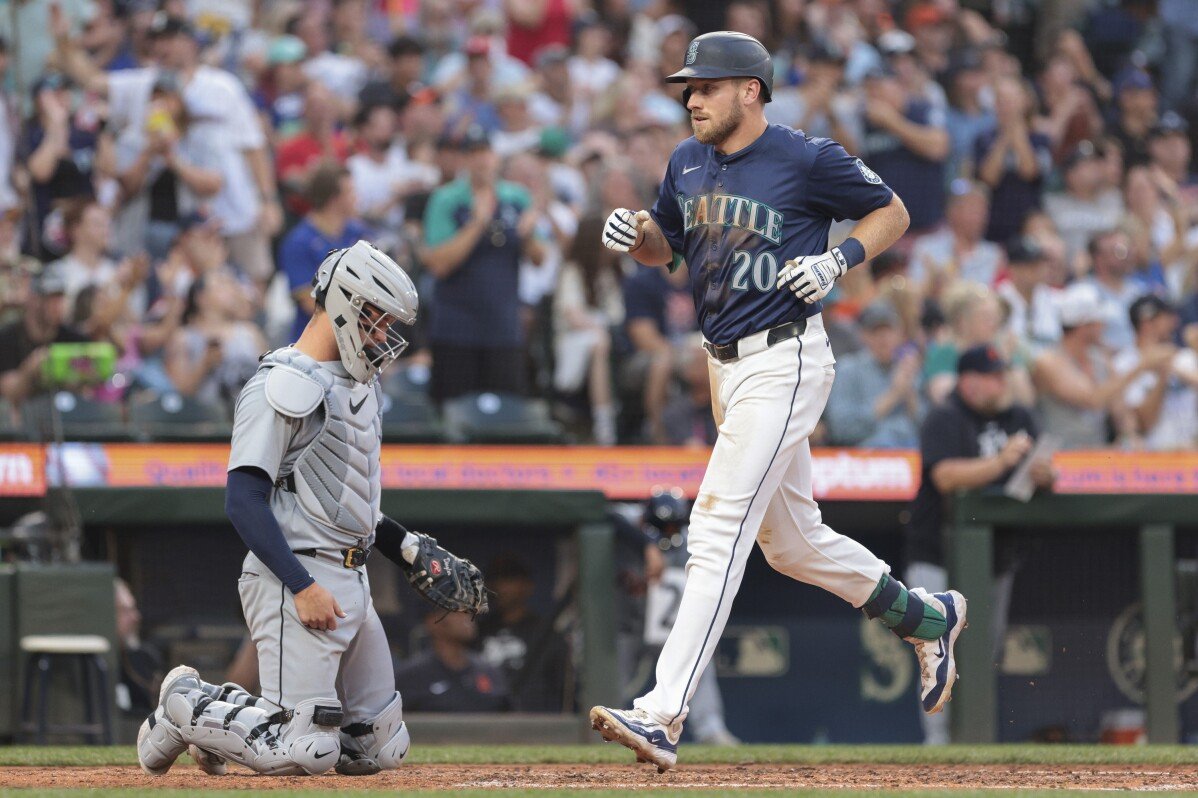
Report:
137,241,487,777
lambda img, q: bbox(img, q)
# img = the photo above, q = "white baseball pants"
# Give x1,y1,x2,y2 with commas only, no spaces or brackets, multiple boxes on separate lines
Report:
634,314,890,725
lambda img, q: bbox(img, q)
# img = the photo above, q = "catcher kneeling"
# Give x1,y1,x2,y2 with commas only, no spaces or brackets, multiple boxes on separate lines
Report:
137,242,487,777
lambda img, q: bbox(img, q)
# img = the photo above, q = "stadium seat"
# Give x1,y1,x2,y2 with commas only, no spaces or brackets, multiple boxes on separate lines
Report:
442,392,566,444
380,392,447,443
21,392,133,442
128,394,232,442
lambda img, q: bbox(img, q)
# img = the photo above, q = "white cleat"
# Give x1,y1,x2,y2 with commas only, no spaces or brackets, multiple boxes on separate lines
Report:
590,706,681,773
188,744,228,776
909,588,968,715
136,665,206,775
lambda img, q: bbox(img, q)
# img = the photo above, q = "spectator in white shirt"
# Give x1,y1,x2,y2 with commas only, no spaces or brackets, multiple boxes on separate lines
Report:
997,236,1061,352
1044,140,1125,261
908,181,1003,297
1084,228,1146,352
1114,295,1198,450
568,14,620,101
51,198,116,309
53,11,283,290
347,103,438,231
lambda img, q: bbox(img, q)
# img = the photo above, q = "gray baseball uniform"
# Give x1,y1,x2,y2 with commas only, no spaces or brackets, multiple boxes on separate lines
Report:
227,347,395,721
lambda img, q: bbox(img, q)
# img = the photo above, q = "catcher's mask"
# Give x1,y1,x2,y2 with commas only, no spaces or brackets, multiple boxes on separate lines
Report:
311,241,419,384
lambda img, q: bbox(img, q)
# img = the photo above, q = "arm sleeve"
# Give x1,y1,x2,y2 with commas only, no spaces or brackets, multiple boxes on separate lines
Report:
372,514,413,567
804,140,894,222
225,467,315,594
648,157,685,254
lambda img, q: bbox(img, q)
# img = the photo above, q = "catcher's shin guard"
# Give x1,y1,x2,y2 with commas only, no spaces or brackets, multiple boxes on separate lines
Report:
165,689,342,776
336,692,410,775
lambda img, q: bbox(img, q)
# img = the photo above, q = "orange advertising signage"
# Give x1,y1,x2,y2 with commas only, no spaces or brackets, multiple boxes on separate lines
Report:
1,443,1195,501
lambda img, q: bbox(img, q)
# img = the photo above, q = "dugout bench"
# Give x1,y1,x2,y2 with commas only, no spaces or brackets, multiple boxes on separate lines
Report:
950,491,1198,744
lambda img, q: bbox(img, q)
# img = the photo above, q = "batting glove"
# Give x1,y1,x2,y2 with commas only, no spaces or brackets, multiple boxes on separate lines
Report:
777,247,850,304
602,208,650,253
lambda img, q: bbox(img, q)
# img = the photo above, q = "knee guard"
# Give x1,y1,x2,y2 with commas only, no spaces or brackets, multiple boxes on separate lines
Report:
136,706,187,775
280,698,344,775
337,692,410,775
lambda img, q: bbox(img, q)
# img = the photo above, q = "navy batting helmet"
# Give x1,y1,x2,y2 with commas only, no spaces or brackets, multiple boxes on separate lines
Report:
645,486,690,533
666,31,773,103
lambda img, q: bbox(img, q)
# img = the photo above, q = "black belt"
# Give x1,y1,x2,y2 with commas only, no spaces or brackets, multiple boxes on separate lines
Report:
702,318,807,363
275,473,296,492
293,545,371,568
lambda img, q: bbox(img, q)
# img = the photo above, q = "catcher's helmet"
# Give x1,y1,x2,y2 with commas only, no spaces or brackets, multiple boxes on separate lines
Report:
311,240,419,384
666,31,773,103
645,486,690,533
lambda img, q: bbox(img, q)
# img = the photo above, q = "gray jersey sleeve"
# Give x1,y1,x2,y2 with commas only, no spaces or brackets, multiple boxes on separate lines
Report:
227,370,298,481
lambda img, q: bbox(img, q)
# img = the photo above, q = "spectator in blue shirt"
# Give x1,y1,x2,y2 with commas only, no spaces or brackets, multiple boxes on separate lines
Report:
861,65,949,232
943,49,994,185
975,76,1053,244
277,161,370,343
824,301,923,448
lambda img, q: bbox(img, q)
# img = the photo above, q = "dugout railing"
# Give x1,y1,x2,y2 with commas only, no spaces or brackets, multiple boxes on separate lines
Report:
950,491,1198,744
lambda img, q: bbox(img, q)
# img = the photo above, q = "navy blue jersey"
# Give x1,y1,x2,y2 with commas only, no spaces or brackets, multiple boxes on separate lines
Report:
650,124,894,345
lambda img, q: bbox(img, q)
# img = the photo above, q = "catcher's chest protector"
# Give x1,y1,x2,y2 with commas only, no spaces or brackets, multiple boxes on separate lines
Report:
260,348,381,541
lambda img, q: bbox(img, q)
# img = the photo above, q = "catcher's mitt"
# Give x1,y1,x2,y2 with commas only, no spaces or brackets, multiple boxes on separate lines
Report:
401,531,488,616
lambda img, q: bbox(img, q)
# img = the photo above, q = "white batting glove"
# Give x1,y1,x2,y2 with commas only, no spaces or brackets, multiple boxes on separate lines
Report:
776,248,850,304
602,208,650,252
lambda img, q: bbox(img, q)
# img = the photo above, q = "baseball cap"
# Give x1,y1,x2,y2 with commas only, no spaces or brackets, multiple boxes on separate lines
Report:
1007,235,1046,265
1129,294,1176,329
456,123,491,151
957,344,1006,375
656,14,697,41
31,266,67,297
878,29,916,57
863,62,899,81
151,70,182,95
1056,282,1105,329
267,35,307,66
858,301,901,330
907,3,949,28
535,44,570,69
31,72,72,95
1115,68,1155,96
537,126,571,158
1063,139,1102,171
806,38,847,65
464,35,490,58
148,12,194,38
1149,110,1189,140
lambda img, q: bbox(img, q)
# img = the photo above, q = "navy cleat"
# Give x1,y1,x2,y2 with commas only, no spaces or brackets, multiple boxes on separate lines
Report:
909,588,968,714
589,706,681,772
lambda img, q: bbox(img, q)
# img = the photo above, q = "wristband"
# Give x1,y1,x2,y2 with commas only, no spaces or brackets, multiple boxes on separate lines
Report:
833,237,866,271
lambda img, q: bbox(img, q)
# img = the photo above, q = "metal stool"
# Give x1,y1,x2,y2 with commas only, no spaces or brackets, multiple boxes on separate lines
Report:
19,635,114,744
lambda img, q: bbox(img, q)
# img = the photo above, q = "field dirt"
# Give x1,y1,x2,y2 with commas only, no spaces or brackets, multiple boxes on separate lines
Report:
3,763,1198,790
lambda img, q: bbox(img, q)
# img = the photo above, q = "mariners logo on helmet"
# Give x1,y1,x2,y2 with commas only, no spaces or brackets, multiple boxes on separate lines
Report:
686,40,699,65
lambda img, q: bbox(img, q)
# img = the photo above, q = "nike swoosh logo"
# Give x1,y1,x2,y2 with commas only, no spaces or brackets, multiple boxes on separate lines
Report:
349,395,367,414
314,750,333,760
683,165,702,174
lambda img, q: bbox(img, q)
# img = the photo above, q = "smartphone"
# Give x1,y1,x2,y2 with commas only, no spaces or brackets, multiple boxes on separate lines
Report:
41,342,117,388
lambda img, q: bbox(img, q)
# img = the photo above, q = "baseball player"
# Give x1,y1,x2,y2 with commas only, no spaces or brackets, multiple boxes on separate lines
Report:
591,32,968,770
136,241,487,777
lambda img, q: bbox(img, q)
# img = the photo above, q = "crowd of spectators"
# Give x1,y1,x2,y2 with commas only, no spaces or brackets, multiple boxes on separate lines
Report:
0,0,1196,450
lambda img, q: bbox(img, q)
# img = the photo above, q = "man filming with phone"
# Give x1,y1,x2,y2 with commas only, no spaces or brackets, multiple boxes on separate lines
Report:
0,266,88,405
